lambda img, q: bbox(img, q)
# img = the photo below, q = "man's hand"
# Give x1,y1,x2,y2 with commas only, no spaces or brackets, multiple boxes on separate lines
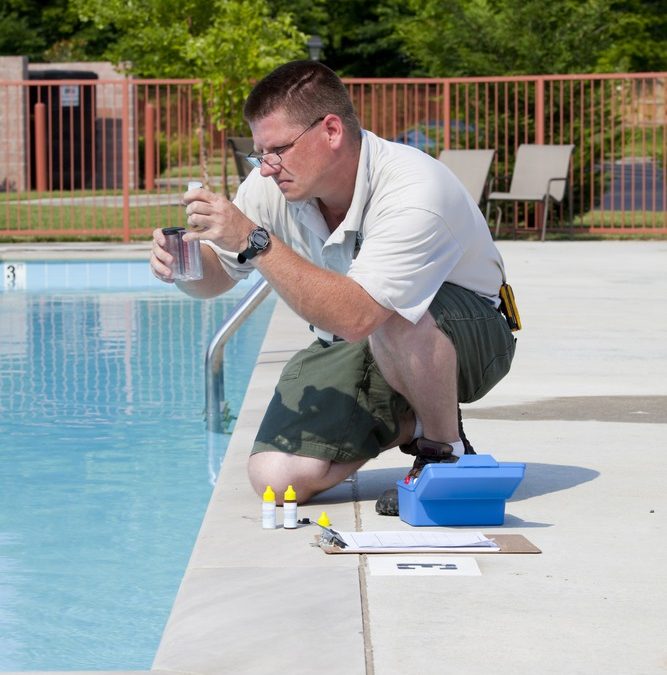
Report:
150,184,240,298
150,227,175,283
182,186,254,253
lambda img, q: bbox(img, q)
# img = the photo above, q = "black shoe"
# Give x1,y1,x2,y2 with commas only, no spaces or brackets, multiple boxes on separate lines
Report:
375,486,399,516
375,438,456,516
375,406,476,516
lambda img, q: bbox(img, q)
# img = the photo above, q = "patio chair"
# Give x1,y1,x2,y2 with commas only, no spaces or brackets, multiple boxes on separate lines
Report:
226,136,255,183
438,148,496,206
485,144,575,240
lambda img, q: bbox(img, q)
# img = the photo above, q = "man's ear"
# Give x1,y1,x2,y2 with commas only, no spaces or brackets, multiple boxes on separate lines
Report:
323,114,345,150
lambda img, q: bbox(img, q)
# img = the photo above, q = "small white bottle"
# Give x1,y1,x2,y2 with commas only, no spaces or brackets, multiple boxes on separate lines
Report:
283,485,298,529
262,485,277,529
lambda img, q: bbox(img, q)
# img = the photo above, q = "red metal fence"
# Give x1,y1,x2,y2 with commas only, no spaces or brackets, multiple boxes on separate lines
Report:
1,72,665,240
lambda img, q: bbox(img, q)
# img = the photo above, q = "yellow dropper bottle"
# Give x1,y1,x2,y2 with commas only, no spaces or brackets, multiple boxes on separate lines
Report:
283,484,298,529
317,511,331,528
262,485,276,529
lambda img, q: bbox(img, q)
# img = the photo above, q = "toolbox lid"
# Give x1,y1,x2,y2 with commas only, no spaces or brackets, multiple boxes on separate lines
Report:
397,454,526,501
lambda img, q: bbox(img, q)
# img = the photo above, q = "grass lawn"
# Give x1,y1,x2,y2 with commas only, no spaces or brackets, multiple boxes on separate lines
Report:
0,154,244,241
2,186,665,243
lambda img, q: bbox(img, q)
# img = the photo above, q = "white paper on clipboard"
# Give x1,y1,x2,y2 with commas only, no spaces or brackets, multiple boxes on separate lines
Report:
336,531,499,552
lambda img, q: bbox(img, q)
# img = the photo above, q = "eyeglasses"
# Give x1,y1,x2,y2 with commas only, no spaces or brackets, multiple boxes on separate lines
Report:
246,116,325,168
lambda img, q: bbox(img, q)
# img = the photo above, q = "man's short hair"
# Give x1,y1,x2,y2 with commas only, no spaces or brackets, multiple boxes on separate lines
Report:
244,60,361,135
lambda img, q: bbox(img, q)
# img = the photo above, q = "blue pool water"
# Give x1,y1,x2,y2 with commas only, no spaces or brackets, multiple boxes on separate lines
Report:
0,261,274,671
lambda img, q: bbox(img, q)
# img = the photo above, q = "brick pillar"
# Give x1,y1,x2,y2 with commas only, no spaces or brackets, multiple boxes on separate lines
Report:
0,56,28,192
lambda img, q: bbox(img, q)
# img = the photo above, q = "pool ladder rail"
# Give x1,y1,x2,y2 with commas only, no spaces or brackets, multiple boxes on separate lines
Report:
205,277,273,433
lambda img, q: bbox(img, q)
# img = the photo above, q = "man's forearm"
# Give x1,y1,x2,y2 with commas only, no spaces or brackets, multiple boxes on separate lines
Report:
252,235,390,342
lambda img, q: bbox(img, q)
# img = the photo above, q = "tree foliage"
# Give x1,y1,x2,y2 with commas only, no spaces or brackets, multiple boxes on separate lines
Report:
1,0,666,80
598,0,667,72
378,0,667,77
0,7,44,61
0,0,114,61
380,0,616,76
72,0,306,128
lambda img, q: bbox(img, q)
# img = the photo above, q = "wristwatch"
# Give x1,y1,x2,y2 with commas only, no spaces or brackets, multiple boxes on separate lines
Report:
237,226,271,263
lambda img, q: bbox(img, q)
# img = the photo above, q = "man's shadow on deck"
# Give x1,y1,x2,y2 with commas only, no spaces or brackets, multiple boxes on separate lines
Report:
345,463,599,528
351,463,599,503
262,385,599,527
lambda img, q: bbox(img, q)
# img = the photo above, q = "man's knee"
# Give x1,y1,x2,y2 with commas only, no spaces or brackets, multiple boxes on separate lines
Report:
247,451,331,503
248,451,293,501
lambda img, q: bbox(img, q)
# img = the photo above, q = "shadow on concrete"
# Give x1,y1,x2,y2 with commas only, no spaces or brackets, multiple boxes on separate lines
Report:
510,462,599,502
313,462,599,526
496,513,552,528
355,466,411,501
312,466,408,506
465,395,667,423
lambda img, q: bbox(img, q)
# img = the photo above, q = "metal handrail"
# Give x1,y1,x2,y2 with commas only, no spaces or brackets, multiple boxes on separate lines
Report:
205,278,273,433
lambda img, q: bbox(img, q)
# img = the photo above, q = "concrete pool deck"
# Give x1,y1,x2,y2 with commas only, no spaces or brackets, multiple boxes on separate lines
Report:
4,240,667,675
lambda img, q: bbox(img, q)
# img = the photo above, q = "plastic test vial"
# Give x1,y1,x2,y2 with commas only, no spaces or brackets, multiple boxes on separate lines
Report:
161,180,204,280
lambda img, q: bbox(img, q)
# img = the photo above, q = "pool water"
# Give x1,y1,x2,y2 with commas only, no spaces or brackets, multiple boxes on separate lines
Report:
0,279,274,670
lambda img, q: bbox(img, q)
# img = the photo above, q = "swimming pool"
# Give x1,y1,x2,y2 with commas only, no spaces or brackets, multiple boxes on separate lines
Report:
0,260,275,671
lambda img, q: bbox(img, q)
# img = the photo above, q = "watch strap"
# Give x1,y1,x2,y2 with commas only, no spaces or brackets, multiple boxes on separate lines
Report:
237,227,270,264
237,246,256,264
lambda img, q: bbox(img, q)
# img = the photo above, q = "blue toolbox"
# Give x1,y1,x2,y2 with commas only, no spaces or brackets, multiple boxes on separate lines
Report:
397,454,526,526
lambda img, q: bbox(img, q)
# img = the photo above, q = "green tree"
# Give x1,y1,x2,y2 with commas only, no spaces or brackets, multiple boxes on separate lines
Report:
0,5,45,60
0,0,114,61
73,0,306,127
383,0,617,77
268,0,417,76
597,0,667,72
73,0,306,189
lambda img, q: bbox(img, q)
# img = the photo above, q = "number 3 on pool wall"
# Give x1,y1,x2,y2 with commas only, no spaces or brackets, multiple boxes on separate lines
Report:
3,263,26,290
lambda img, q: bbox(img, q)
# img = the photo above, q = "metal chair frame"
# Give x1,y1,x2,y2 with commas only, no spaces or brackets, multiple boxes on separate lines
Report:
485,144,575,240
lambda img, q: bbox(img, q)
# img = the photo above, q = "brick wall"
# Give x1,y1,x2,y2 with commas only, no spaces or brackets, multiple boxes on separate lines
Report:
1,58,137,192
0,57,28,191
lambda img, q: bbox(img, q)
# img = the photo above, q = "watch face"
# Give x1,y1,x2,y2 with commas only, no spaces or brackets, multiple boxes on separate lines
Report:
250,228,270,249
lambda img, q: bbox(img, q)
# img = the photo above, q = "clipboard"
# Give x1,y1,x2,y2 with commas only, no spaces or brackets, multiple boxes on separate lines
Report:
317,533,541,555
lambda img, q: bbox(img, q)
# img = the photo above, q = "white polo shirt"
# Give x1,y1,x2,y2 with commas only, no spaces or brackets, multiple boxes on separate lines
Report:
206,130,505,324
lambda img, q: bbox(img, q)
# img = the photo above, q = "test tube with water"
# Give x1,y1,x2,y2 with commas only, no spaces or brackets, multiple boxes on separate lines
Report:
162,180,203,280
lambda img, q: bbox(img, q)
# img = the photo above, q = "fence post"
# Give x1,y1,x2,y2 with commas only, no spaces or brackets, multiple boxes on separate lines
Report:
443,80,451,150
535,77,546,230
34,102,47,192
144,103,155,191
122,77,131,243
535,77,545,144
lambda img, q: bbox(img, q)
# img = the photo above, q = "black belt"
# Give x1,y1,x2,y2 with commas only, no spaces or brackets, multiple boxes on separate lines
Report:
317,336,345,348
310,324,345,347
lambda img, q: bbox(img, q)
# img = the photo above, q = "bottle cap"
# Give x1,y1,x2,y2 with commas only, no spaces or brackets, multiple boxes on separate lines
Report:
187,180,203,191
284,485,297,502
317,511,331,527
262,485,275,502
